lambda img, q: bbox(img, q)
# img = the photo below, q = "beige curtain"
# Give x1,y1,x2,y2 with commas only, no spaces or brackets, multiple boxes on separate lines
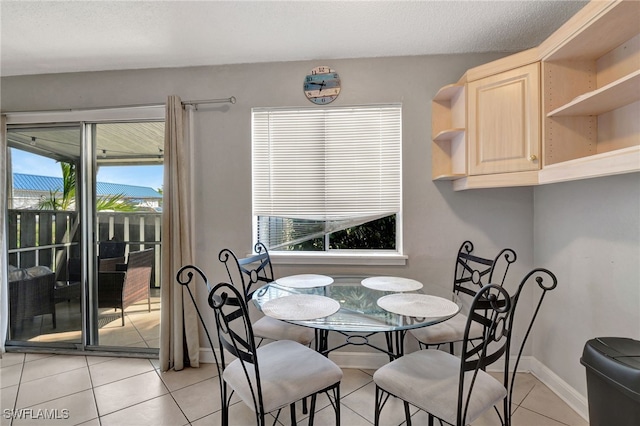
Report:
159,96,200,371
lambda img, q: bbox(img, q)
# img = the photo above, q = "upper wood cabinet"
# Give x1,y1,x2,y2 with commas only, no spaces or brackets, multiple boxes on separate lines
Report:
539,0,640,184
468,62,540,176
432,0,640,190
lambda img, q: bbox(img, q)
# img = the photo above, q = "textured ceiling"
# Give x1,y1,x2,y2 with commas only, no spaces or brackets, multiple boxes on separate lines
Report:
1,1,588,77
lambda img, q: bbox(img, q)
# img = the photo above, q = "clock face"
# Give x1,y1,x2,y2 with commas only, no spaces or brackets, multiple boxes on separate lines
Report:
303,66,341,105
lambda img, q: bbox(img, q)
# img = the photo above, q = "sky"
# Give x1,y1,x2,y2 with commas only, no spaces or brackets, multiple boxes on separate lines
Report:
11,149,164,191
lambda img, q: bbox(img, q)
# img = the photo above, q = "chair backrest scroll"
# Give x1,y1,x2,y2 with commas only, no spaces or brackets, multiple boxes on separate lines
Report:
218,242,274,300
453,241,517,299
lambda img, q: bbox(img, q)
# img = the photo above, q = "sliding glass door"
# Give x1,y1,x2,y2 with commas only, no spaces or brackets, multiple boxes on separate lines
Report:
6,124,84,347
4,111,164,354
92,121,164,351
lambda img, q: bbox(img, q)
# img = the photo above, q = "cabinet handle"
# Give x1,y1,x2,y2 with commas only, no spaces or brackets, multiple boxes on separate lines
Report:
529,155,537,161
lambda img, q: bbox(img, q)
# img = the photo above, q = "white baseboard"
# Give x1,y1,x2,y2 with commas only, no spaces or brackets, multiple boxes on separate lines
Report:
529,357,589,422
327,351,391,370
486,356,588,421
199,348,589,421
199,347,218,364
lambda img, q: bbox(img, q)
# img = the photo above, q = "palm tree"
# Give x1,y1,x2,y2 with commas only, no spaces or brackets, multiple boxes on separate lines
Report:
38,162,136,211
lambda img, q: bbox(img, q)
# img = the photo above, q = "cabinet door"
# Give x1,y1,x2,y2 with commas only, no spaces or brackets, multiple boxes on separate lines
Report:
468,62,540,175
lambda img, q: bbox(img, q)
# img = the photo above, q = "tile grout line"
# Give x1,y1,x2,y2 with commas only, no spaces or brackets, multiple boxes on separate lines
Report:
152,362,193,426
7,354,25,426
85,354,104,425
90,359,173,423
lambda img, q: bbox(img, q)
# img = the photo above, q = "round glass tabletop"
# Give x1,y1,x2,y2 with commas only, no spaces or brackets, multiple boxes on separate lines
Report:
252,275,461,333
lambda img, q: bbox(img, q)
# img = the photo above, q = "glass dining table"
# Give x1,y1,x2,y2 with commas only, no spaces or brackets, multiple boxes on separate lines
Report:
251,275,461,360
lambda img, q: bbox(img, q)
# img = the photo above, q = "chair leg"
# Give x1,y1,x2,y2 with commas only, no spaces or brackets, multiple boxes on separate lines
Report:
404,401,412,426
374,385,383,426
302,397,308,414
289,403,297,426
334,384,341,425
308,394,318,426
221,396,229,426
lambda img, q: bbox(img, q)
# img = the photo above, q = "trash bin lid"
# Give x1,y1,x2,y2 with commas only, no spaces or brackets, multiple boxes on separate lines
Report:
581,337,640,400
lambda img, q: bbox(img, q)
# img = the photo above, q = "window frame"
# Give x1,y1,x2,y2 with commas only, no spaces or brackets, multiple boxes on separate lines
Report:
251,104,405,265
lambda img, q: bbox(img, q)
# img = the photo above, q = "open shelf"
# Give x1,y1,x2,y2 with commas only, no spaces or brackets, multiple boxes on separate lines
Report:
548,70,640,117
539,145,640,184
433,128,465,141
431,83,466,180
433,84,464,101
433,173,466,182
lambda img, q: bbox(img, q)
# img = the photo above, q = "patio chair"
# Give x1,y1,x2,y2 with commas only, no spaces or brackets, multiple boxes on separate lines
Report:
409,240,517,353
98,248,153,326
176,265,343,426
8,265,56,336
67,240,126,282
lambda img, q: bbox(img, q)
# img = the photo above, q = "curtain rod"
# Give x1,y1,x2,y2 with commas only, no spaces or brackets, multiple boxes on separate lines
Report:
3,96,236,114
183,96,236,108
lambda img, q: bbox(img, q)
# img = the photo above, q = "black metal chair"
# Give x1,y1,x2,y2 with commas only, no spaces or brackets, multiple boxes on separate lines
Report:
374,268,558,426
218,242,315,347
176,265,343,426
409,240,517,353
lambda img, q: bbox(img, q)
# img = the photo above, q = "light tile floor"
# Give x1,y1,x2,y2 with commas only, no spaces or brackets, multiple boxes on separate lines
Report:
9,290,160,349
1,352,589,426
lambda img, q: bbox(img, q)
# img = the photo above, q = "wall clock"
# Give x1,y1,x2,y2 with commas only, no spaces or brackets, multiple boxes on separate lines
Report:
303,66,341,105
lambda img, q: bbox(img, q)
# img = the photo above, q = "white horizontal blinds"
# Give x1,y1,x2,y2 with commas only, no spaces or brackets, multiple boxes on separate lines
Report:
324,107,401,218
252,105,401,249
253,109,326,219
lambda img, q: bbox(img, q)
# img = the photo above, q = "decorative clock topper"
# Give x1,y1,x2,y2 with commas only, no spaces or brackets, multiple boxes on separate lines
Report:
303,66,341,105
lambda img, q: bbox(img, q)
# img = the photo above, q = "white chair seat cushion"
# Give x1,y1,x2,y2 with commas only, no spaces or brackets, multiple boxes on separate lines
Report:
373,349,506,424
223,340,343,413
252,316,315,346
409,313,483,345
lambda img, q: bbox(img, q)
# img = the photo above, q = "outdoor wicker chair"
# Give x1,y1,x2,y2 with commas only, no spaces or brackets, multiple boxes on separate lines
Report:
9,265,56,336
98,248,154,326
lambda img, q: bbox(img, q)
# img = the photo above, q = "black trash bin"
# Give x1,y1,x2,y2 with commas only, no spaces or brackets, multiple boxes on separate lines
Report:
581,337,640,426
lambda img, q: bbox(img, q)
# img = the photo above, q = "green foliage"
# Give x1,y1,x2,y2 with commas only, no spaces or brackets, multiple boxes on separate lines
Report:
329,215,396,250
283,215,396,251
60,162,76,210
37,189,64,210
96,193,137,211
38,162,76,210
36,161,139,212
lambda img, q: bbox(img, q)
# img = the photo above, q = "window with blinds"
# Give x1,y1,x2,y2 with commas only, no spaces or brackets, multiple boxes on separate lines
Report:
252,105,402,252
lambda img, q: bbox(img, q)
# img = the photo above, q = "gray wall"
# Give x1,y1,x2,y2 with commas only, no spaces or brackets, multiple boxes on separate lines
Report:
533,174,640,396
6,53,635,404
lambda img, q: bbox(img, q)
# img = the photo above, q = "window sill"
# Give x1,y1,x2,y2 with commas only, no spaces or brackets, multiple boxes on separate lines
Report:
269,252,407,266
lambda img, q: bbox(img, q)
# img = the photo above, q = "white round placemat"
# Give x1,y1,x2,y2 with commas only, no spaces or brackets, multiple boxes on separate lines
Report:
361,276,423,292
262,295,340,320
377,293,458,317
275,274,334,288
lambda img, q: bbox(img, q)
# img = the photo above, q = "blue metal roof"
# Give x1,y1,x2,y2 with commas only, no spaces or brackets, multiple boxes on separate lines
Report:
13,173,161,199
